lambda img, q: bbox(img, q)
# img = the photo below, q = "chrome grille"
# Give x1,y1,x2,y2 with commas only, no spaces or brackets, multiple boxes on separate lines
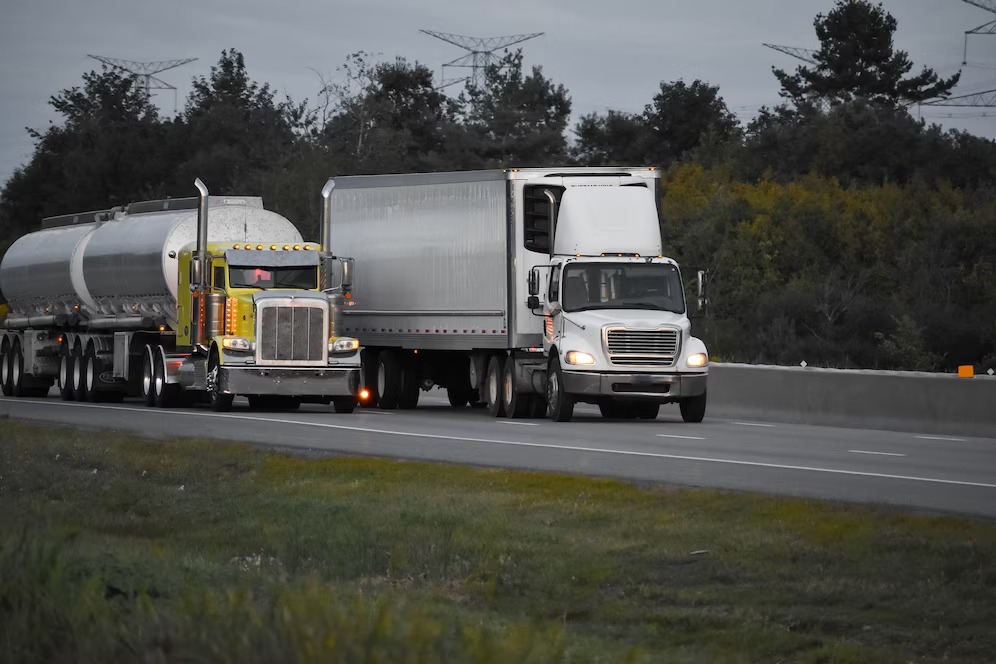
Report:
257,303,326,365
606,329,679,366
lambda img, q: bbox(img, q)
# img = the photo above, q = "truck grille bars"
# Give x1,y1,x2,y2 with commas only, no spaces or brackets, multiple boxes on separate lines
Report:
257,303,326,365
605,329,679,366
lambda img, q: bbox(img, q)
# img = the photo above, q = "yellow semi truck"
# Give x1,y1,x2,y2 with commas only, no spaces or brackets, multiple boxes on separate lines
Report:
0,179,361,412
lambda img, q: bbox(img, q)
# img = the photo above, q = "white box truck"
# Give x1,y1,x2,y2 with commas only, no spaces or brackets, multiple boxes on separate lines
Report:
327,167,708,422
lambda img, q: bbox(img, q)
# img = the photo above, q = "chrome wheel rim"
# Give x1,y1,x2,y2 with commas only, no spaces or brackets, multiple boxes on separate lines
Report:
377,363,386,398
142,353,152,397
11,352,20,387
86,355,95,392
59,354,68,388
72,351,82,390
503,371,513,408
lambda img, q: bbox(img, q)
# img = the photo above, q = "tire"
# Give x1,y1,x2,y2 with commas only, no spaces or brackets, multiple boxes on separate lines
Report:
0,339,12,397
70,343,86,402
485,354,506,418
679,391,707,423
58,345,75,401
360,349,379,408
10,342,26,398
140,345,155,406
501,358,530,418
398,356,420,410
82,346,100,403
545,355,574,422
206,350,233,412
635,402,660,420
375,351,401,410
446,386,470,408
153,347,181,408
333,396,357,413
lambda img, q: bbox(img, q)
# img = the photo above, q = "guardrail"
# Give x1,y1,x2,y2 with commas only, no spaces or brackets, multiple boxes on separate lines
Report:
708,363,996,438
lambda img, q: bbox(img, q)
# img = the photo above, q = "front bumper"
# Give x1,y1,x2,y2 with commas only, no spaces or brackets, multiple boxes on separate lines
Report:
562,370,707,402
219,366,361,397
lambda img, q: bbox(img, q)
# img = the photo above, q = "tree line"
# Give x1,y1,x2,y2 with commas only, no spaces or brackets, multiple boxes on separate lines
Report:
1,0,993,371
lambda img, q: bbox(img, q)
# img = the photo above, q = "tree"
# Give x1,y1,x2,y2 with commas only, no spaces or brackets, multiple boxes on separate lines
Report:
572,110,650,166
461,50,572,166
774,0,959,106
178,49,304,196
642,80,740,167
0,68,173,251
321,54,459,173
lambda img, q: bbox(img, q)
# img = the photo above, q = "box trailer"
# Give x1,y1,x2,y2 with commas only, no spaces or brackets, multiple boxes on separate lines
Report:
327,167,708,422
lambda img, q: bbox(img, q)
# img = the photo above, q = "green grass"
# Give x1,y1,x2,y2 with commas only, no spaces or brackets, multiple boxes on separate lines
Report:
1,420,994,663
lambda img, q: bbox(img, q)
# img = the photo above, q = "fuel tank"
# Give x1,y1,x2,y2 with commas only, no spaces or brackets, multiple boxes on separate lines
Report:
0,196,302,328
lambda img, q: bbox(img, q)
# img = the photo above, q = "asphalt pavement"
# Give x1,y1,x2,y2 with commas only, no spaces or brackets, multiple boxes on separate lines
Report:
2,388,994,518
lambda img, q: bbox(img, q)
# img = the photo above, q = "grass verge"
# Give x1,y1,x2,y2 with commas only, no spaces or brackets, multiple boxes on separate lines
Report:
1,420,994,662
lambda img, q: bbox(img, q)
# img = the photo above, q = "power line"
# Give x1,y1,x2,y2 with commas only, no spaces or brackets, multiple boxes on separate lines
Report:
420,30,544,89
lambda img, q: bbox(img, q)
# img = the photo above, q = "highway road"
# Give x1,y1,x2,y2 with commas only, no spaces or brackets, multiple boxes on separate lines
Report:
2,389,995,518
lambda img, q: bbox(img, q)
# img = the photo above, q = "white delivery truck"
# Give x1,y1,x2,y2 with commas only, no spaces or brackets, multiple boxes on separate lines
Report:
326,167,708,422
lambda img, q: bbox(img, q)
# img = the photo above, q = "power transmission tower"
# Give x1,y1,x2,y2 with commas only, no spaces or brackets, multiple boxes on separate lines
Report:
762,43,817,65
87,55,197,111
959,0,996,65
921,86,996,106
420,30,544,89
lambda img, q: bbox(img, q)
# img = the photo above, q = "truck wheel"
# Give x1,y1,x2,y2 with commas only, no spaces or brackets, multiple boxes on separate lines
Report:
545,356,574,422
10,342,26,398
153,347,181,408
82,346,99,403
360,349,379,408
501,358,530,418
140,345,155,406
635,403,660,420
333,396,357,413
398,357,420,409
376,351,401,409
206,351,233,412
70,343,86,401
485,354,506,417
446,386,470,407
58,344,75,401
0,339,12,397
679,391,707,423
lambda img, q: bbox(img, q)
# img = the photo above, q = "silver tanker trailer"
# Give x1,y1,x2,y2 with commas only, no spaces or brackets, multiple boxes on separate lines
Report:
0,180,362,412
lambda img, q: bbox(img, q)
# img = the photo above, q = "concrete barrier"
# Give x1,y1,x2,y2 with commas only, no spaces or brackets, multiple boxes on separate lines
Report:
707,363,996,438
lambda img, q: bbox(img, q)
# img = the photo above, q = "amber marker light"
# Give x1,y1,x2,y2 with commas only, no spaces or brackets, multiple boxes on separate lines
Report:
293,244,301,250
233,244,241,250
359,389,371,401
256,244,263,250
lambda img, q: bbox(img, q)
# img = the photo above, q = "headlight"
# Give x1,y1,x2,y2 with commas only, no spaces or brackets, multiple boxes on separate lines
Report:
687,353,708,368
222,336,252,351
330,337,360,353
565,350,596,365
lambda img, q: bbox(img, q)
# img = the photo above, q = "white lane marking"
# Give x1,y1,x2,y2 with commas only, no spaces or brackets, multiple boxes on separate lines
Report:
497,421,540,426
735,422,776,427
849,450,906,457
356,410,394,416
8,399,996,490
915,435,966,442
657,434,706,440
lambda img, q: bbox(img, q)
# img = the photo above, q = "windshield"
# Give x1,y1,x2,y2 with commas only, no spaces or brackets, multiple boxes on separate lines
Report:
229,266,318,289
561,262,685,314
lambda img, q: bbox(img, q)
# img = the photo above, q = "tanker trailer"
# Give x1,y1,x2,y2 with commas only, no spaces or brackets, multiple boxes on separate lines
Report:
0,179,362,412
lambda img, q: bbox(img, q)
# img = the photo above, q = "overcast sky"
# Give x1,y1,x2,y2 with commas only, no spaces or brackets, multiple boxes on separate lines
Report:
2,0,995,186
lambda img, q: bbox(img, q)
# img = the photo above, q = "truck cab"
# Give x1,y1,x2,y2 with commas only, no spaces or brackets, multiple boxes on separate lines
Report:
526,177,708,422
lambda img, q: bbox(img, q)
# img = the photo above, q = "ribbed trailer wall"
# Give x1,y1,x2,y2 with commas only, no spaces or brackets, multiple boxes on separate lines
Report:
331,171,510,350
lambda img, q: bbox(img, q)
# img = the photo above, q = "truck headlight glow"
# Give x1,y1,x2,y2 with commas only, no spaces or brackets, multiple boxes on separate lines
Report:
330,337,360,353
222,336,252,351
565,350,596,365
687,353,708,368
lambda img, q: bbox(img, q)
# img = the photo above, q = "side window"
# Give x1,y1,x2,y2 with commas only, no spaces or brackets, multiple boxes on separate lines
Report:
549,266,561,302
523,185,564,254
213,265,226,289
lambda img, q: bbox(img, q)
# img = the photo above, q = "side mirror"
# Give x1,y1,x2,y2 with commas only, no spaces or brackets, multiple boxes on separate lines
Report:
696,269,708,312
527,268,539,296
527,295,540,310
